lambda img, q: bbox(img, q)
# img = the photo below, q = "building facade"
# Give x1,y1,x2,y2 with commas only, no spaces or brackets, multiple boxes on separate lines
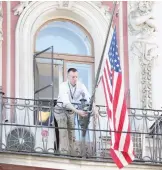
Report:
0,1,162,170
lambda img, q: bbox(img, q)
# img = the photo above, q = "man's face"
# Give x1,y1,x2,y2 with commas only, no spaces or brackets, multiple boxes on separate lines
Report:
68,71,78,86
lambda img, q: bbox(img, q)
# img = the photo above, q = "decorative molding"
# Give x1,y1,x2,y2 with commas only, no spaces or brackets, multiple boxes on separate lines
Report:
128,1,156,39
55,1,112,21
56,1,74,9
92,1,110,17
13,1,30,16
12,1,112,19
128,1,159,109
131,41,158,109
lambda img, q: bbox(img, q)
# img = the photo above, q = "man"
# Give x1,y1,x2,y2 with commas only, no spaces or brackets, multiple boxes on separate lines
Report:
54,68,90,155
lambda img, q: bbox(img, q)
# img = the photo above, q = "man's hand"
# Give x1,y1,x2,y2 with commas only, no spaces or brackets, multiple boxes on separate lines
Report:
77,110,88,117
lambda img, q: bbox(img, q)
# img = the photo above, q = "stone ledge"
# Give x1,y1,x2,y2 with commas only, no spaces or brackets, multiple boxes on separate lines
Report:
0,153,161,170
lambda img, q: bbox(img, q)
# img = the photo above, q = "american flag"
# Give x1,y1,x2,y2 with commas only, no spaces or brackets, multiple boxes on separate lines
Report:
101,27,134,168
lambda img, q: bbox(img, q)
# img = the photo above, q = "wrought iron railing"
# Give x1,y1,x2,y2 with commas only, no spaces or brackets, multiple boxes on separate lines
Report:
0,95,162,165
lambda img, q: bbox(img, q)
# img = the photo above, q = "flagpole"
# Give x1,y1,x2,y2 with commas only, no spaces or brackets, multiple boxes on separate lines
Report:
82,1,117,137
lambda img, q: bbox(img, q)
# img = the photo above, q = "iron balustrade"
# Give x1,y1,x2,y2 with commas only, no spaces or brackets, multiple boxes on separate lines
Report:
0,96,162,165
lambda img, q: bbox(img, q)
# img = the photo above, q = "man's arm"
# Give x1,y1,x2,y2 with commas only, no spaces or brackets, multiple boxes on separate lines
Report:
81,84,91,103
81,83,98,117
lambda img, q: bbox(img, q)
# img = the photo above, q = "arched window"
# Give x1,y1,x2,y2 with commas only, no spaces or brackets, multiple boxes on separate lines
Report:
34,20,94,100
36,21,92,56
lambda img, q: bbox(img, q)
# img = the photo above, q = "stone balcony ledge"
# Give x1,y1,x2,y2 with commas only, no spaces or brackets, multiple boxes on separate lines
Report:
0,153,161,170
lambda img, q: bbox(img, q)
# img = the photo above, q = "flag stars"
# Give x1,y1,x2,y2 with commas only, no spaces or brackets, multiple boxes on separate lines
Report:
108,29,121,73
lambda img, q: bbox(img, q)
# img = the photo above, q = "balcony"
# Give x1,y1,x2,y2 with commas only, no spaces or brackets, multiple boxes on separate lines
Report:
0,95,162,169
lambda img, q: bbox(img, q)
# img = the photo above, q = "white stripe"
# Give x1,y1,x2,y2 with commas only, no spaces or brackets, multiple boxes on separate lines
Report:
102,76,115,145
114,150,128,166
119,111,128,150
112,72,118,98
103,60,116,146
106,59,112,77
112,72,130,151
103,67,112,106
100,27,114,79
105,59,113,94
128,151,135,161
105,63,112,95
129,153,135,161
6,1,11,97
102,75,112,117
115,73,125,129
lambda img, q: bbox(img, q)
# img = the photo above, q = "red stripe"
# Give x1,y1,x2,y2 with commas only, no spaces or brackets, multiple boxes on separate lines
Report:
103,68,112,102
102,77,108,108
114,97,127,150
113,73,121,117
103,63,113,119
117,95,127,131
106,60,111,77
111,69,114,87
112,73,121,149
105,59,112,100
102,76,114,145
110,149,124,169
102,76,111,118
123,123,131,152
122,152,132,164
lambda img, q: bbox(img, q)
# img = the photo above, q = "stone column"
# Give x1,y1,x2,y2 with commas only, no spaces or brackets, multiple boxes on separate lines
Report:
0,86,4,150
0,2,3,90
128,1,159,159
128,1,158,109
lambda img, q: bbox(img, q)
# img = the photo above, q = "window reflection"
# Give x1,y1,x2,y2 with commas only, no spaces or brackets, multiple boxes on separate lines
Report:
34,56,63,100
36,21,92,56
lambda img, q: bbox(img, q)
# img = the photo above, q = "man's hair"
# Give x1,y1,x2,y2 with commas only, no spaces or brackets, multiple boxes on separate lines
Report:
67,68,78,73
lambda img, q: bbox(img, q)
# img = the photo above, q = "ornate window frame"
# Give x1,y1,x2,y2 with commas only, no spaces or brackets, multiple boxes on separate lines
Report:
15,1,111,99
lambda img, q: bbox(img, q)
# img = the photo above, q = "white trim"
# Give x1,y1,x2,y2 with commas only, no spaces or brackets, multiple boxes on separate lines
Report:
6,1,11,97
15,1,111,100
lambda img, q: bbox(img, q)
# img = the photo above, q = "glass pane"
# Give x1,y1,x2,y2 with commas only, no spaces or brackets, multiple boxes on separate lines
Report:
34,57,63,100
36,21,92,56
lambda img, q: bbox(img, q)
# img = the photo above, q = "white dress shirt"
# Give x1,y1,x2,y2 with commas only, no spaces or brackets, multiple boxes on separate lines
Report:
57,81,90,107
